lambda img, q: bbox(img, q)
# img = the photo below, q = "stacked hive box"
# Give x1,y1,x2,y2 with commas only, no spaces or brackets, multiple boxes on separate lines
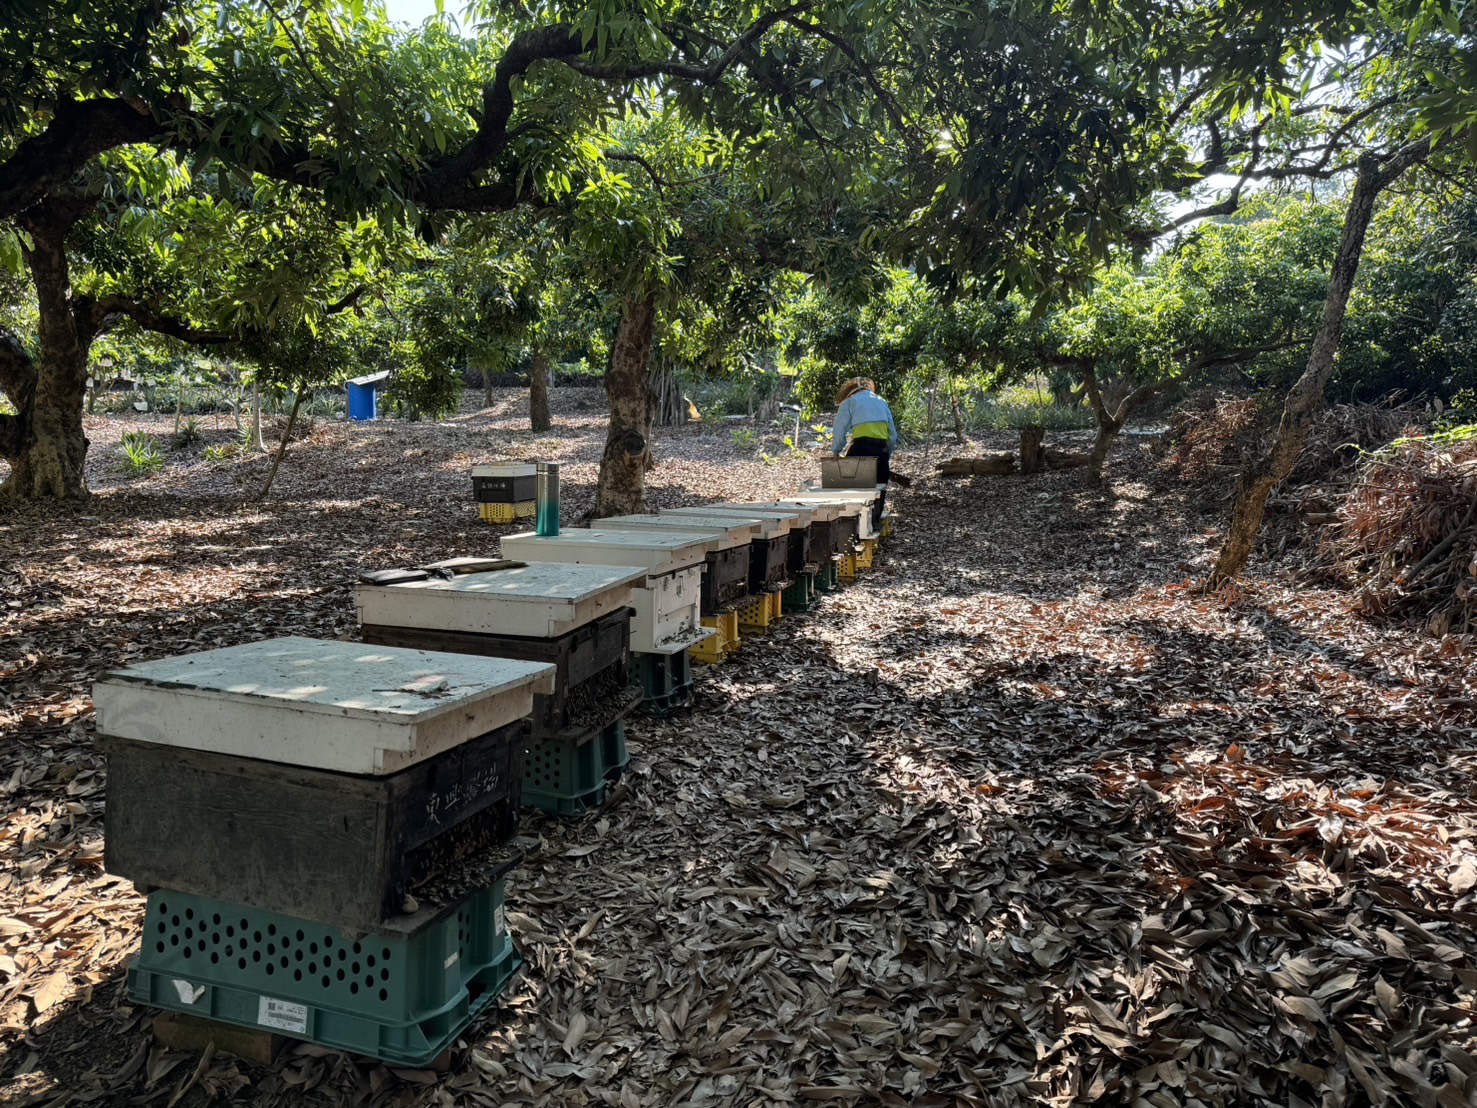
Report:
563,518,753,664
594,515,755,616
499,530,712,713
705,503,820,612
95,637,556,1065
356,559,648,815
473,463,537,524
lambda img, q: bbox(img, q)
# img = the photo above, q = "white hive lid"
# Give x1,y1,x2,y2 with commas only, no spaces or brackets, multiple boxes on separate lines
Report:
663,507,795,538
356,562,644,639
92,636,557,775
599,514,759,549
767,499,844,521
472,462,537,477
722,501,820,525
499,529,709,575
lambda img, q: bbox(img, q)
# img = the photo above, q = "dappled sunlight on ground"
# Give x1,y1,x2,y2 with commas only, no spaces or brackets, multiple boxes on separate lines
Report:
2,395,1475,1105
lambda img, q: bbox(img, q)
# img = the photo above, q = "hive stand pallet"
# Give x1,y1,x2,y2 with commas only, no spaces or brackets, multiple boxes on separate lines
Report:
782,571,819,613
634,651,693,717
815,561,842,593
768,591,783,620
733,593,778,634
128,878,519,1067
523,721,627,817
856,537,879,570
881,512,895,539
838,552,860,582
478,501,535,524
690,611,740,664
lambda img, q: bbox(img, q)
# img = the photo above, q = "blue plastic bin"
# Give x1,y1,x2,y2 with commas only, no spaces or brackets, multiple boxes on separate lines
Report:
347,372,390,421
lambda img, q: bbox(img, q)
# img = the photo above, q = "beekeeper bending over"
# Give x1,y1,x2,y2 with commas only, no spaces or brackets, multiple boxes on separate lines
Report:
831,377,897,525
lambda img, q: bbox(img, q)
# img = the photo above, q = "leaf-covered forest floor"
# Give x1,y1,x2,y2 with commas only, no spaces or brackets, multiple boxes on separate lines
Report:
3,388,1476,1107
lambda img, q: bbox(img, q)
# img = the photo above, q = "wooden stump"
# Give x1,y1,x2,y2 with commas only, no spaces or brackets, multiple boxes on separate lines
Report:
1020,426,1045,474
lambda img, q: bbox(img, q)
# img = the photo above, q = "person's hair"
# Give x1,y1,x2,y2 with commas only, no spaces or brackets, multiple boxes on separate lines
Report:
835,377,876,405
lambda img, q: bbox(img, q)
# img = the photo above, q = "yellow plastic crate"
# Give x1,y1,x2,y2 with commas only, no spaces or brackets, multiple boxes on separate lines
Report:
838,552,859,582
881,513,895,538
690,611,740,664
734,593,776,633
856,538,878,570
478,500,536,524
768,591,783,620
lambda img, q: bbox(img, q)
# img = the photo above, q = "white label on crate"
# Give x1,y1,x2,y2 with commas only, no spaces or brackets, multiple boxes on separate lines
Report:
172,979,206,1005
495,905,506,935
444,950,460,970
257,996,309,1034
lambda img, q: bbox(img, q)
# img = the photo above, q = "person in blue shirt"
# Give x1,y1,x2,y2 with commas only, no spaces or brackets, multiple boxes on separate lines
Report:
831,378,897,526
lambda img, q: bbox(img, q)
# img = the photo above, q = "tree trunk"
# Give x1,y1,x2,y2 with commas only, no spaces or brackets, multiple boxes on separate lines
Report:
593,296,656,518
251,377,265,452
258,385,307,500
1020,425,1045,474
0,211,91,501
649,358,687,428
1087,421,1120,484
1208,144,1429,586
529,350,551,431
482,362,493,409
950,387,966,444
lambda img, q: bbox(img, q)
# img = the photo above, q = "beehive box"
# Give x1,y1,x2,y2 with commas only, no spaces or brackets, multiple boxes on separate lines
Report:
355,563,645,641
93,637,555,775
498,532,709,654
472,463,537,504
714,503,816,573
782,489,881,540
573,519,753,614
363,608,636,738
95,638,555,929
661,508,797,591
102,726,524,931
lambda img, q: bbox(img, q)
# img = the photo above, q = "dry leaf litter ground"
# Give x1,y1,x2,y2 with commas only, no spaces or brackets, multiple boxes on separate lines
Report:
2,389,1476,1108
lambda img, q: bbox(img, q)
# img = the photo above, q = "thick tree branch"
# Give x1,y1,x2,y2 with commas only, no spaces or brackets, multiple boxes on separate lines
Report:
0,99,161,220
85,296,236,345
778,15,916,146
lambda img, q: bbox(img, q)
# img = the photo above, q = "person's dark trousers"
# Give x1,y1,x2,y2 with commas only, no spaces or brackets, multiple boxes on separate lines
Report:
846,437,889,528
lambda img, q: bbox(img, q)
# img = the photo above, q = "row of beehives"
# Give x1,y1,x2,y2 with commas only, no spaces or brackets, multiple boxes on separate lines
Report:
91,483,891,1066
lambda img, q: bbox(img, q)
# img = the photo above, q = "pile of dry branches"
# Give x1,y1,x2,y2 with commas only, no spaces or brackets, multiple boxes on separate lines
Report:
1167,393,1415,491
1165,393,1266,482
1334,428,1477,634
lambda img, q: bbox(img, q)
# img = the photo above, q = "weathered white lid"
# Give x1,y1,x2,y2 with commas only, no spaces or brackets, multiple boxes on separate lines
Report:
766,499,843,522
663,507,794,538
356,563,643,639
723,501,820,525
93,636,556,775
598,514,759,549
500,529,709,575
472,462,537,477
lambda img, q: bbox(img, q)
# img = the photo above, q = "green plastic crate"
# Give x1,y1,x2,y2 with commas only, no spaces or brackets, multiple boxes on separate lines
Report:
815,560,841,593
634,651,693,717
782,571,819,612
127,879,520,1066
523,721,628,816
